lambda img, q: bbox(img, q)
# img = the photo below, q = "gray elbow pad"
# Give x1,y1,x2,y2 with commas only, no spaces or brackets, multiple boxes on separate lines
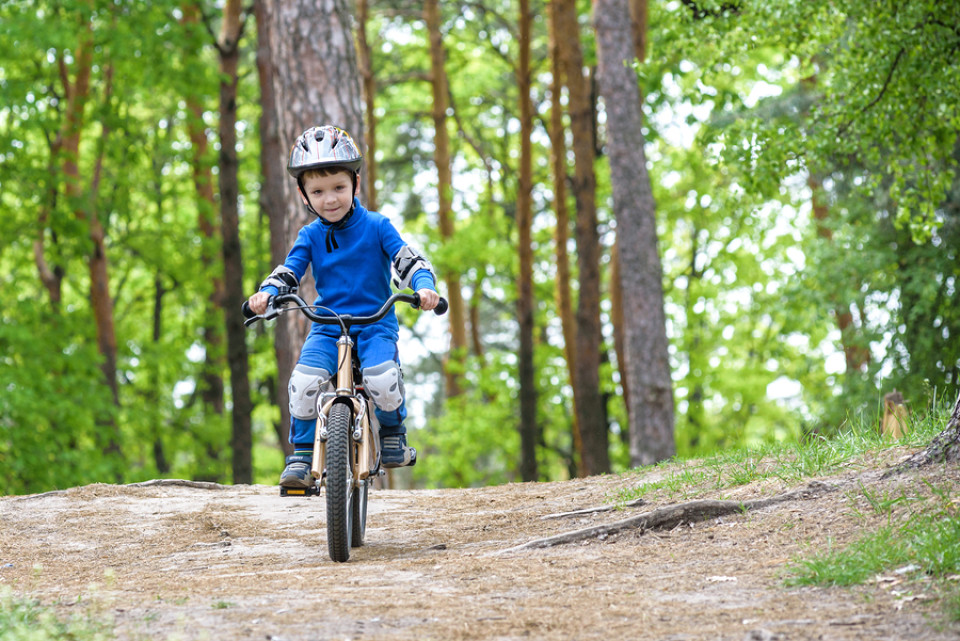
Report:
260,265,300,292
391,245,434,290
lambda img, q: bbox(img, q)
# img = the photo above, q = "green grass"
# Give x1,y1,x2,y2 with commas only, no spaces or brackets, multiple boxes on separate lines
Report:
615,398,952,505
613,396,960,622
0,587,114,641
785,483,960,617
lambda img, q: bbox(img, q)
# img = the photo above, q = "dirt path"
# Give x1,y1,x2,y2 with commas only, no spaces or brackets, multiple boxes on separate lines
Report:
2,456,958,641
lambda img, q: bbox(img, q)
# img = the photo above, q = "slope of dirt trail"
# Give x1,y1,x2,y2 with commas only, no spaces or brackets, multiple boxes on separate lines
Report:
1,454,958,641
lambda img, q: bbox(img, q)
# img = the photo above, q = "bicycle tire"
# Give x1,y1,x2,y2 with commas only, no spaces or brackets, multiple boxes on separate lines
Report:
326,402,354,562
351,480,368,547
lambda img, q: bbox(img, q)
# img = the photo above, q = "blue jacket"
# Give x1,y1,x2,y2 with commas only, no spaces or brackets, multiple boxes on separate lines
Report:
261,199,436,332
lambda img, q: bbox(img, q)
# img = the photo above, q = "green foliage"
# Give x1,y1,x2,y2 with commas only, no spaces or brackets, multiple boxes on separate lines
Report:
2,0,958,493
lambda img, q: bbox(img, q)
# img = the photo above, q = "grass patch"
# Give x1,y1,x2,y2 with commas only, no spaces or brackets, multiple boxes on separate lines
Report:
615,397,950,506
785,482,960,620
0,587,114,641
614,395,960,622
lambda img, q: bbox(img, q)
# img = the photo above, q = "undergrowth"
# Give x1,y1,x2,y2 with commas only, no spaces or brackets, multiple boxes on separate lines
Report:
614,394,960,623
0,586,114,641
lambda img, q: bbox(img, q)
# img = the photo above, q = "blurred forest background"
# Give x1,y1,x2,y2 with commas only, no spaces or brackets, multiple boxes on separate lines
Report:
1,0,958,495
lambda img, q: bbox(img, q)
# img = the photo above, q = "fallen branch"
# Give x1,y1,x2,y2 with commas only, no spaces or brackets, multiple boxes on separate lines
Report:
11,478,231,501
497,481,836,554
541,497,646,520
126,479,231,490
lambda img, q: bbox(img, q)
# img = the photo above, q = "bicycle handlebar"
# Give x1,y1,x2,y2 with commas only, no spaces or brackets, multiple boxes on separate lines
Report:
241,291,448,327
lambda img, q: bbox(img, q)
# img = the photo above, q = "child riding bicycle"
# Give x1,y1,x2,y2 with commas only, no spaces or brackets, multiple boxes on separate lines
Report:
246,125,440,489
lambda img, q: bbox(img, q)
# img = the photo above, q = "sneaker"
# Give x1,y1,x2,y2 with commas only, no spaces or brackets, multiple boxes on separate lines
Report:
380,433,417,468
279,454,313,488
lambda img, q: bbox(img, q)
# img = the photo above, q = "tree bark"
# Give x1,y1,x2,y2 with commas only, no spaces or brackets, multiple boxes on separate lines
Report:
425,0,468,399
516,0,538,482
218,0,254,483
610,0,647,430
256,0,366,453
595,0,675,466
547,0,584,478
34,152,64,308
357,0,379,213
60,8,123,462
182,3,226,419
555,0,609,475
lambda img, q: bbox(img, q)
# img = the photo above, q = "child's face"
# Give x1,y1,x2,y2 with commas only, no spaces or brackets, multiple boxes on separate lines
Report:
300,171,356,223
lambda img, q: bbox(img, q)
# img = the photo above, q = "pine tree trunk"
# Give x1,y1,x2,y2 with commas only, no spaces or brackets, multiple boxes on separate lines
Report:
548,0,584,478
610,0,647,431
183,3,226,420
357,0,379,212
218,0,253,484
595,0,675,466
61,13,123,462
256,0,366,454
425,0,469,399
516,0,539,482
555,0,609,475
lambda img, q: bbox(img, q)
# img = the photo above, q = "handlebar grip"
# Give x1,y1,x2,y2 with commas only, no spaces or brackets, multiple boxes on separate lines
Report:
241,300,256,319
434,297,448,316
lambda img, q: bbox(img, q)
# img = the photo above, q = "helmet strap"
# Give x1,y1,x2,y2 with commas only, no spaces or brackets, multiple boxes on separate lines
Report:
296,174,359,252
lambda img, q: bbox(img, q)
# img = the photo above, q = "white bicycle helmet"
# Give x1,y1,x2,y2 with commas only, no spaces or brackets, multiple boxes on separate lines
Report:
287,125,362,178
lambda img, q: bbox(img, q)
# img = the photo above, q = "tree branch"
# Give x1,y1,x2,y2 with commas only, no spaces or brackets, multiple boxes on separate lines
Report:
495,481,836,553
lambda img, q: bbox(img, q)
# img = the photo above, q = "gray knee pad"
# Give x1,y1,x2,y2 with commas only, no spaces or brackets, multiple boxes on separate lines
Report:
362,362,405,412
288,365,333,420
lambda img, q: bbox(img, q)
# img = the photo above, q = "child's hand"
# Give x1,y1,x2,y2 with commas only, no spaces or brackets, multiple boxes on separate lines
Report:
417,288,440,311
248,291,271,315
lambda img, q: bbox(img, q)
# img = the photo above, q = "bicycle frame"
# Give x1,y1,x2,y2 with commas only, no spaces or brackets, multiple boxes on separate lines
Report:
312,332,381,485
243,290,447,484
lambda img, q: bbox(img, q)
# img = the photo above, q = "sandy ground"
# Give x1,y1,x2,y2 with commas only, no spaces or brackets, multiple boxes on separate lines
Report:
2,450,959,641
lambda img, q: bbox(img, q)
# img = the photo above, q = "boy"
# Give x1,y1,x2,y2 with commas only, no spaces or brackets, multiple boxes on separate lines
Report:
247,125,440,489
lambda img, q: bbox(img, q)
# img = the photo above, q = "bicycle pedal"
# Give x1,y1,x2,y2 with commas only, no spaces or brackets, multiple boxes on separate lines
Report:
280,485,321,497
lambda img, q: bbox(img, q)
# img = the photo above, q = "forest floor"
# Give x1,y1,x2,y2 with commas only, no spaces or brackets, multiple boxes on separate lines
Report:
2,446,959,641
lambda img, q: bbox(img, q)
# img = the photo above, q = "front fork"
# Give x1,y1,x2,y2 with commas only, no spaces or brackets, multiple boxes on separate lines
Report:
310,335,382,485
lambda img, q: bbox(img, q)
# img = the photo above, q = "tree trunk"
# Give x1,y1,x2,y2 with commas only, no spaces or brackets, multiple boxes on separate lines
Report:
34,151,64,308
595,0,675,466
61,10,123,461
516,0,538,482
609,0,647,429
182,3,226,419
254,0,290,454
547,0,584,478
218,0,254,484
256,0,366,453
555,0,609,475
887,391,960,475
357,0,379,212
425,0,468,399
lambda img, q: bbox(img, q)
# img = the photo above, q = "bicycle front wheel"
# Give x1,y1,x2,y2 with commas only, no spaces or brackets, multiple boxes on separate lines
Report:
325,402,354,562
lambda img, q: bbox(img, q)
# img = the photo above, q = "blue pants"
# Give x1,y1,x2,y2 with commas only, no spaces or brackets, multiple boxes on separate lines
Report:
289,321,406,446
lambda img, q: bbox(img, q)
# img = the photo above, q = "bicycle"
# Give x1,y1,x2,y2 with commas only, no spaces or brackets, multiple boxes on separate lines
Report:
242,290,448,562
